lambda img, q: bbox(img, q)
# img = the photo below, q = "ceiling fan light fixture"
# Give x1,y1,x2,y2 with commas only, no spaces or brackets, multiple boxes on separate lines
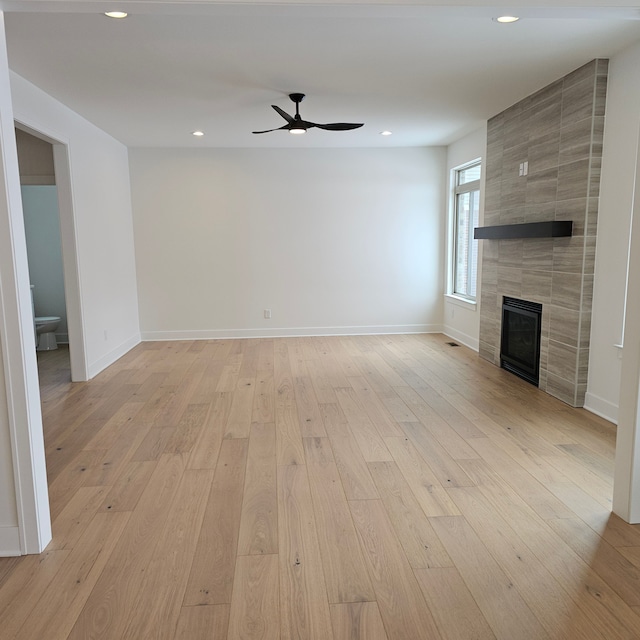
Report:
253,93,363,135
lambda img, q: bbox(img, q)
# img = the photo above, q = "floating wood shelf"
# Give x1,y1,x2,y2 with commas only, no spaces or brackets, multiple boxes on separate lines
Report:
474,221,573,240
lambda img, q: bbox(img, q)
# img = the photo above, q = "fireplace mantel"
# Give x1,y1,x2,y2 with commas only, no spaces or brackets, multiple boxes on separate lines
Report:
474,221,573,240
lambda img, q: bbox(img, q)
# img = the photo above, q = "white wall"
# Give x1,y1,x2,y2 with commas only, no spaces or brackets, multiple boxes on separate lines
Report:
130,147,445,338
0,13,49,555
443,125,487,350
586,41,640,424
10,72,141,377
22,185,68,342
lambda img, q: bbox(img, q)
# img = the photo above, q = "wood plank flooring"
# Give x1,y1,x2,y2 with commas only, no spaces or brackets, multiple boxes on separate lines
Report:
1,334,639,639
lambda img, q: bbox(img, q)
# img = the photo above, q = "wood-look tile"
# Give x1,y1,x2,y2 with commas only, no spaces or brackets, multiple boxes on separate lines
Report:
303,437,375,604
18,335,635,639
349,499,443,640
429,516,550,640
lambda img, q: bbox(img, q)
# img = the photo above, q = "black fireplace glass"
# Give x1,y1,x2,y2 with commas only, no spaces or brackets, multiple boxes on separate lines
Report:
500,297,542,386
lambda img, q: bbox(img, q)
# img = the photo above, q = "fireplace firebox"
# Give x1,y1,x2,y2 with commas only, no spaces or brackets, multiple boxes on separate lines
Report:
500,297,542,386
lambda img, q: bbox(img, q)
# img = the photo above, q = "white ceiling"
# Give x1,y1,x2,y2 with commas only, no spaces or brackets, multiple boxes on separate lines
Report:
3,1,640,148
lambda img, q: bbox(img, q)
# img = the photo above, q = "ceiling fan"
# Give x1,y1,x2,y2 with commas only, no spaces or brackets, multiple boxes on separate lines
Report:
252,93,364,135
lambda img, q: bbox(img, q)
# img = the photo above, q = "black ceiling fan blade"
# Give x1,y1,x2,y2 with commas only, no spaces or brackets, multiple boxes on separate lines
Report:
272,105,295,123
252,124,290,134
314,122,364,131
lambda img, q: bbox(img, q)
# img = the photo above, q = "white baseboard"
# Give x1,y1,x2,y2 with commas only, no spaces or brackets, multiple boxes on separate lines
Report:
584,391,618,425
141,324,442,342
443,327,479,351
0,526,22,556
88,333,141,379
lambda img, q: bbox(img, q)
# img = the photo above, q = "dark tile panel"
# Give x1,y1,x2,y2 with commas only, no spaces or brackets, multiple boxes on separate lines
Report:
562,59,597,91
525,201,556,224
499,206,525,225
596,58,609,76
501,176,527,208
528,132,560,174
522,270,552,304
583,236,596,275
580,310,592,350
557,159,590,202
526,167,558,205
595,75,608,118
561,77,596,125
502,142,529,176
498,239,523,268
586,193,599,234
497,267,522,297
555,198,588,237
551,272,582,311
549,304,580,348
528,98,562,139
479,340,497,364
553,236,585,274
589,156,602,199
522,78,563,112
546,372,577,406
547,340,578,383
523,237,553,271
559,117,598,165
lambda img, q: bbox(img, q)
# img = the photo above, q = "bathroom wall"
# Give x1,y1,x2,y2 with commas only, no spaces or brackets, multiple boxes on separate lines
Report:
21,185,67,342
479,59,607,407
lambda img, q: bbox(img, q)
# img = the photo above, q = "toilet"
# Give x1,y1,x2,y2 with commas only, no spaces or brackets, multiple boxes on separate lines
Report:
35,316,61,351
30,286,61,351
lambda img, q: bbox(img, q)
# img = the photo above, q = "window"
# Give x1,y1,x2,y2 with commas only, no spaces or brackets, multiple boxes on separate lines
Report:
452,161,481,301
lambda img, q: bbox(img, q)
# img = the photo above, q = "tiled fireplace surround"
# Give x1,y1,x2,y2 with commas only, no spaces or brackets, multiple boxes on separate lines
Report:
478,59,607,407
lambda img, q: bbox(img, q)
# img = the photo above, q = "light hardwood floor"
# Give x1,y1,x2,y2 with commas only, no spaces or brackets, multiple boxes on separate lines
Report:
1,333,639,639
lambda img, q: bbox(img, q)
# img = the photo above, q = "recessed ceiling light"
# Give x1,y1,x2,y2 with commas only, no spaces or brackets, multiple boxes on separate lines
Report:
380,131,393,136
192,130,205,137
496,16,519,23
104,11,128,19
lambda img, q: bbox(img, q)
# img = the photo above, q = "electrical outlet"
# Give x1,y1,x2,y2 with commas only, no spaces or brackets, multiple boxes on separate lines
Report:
264,309,272,319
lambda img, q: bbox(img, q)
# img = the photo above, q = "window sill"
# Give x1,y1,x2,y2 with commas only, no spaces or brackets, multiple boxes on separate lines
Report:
445,294,477,310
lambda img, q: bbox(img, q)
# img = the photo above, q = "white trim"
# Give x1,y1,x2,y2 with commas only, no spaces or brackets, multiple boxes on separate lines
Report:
444,293,477,310
14,121,89,382
52,142,88,381
0,526,21,556
443,328,479,352
0,13,51,554
584,391,619,425
87,333,141,379
141,324,441,342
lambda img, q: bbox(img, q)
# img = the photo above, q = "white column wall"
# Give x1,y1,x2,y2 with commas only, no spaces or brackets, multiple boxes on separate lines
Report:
0,12,50,555
443,125,487,350
586,40,640,423
10,72,141,378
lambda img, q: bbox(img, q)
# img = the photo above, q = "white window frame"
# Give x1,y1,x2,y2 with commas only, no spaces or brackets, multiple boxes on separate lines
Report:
448,159,481,304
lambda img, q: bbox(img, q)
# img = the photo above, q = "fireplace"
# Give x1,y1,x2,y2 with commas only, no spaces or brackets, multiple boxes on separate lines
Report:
500,297,542,386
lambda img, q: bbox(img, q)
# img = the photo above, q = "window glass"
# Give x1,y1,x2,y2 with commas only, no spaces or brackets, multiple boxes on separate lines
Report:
452,162,481,300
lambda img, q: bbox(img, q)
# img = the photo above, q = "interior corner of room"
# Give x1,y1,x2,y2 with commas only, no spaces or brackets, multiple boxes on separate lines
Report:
1,4,640,559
